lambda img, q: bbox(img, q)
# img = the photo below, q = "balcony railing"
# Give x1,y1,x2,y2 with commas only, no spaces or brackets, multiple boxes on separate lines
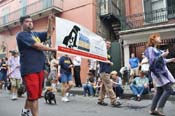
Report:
0,0,63,27
120,7,175,31
100,0,120,18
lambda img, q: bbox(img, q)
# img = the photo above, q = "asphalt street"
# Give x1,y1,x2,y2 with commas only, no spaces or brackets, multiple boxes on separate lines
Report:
0,90,175,116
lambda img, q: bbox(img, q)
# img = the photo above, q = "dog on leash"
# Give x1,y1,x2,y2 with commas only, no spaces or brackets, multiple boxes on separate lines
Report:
17,84,26,97
44,87,56,104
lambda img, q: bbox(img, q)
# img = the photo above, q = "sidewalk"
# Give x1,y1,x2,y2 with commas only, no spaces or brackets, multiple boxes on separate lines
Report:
57,85,175,101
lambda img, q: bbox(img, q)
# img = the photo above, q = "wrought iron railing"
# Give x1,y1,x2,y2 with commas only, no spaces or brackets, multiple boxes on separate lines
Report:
0,0,63,27
100,0,120,18
120,7,175,30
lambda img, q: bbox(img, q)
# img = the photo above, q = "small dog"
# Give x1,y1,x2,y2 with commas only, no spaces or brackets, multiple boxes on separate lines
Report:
17,84,26,97
44,87,56,104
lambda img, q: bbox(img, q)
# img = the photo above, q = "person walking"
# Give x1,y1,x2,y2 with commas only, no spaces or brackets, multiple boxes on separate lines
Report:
0,57,8,89
144,33,175,116
58,54,74,102
73,56,82,87
48,52,58,89
16,15,56,116
97,40,121,107
8,50,21,100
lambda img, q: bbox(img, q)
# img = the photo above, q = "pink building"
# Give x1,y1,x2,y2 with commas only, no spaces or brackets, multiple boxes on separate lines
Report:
0,0,97,83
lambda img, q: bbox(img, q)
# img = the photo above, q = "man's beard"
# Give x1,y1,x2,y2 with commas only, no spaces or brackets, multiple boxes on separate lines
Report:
25,26,34,32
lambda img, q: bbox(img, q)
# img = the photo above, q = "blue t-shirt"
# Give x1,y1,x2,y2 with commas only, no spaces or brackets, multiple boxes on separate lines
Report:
129,57,139,68
99,54,112,73
59,56,73,74
16,31,47,77
132,76,149,87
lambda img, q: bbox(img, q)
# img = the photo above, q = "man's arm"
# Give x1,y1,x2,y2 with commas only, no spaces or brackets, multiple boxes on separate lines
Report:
32,42,56,51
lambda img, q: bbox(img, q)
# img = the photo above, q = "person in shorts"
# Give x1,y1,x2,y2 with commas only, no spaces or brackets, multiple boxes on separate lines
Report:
8,50,21,100
58,54,74,102
16,15,56,116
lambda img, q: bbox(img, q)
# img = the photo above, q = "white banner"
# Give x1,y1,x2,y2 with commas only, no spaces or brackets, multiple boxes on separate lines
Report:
56,17,107,61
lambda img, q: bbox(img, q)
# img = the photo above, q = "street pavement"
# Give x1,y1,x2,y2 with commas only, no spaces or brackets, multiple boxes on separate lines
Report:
0,90,175,116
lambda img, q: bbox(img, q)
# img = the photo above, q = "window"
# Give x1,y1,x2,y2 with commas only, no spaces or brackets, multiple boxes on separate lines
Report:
100,0,109,16
42,0,52,9
2,7,9,24
167,0,175,18
20,0,27,16
143,0,167,23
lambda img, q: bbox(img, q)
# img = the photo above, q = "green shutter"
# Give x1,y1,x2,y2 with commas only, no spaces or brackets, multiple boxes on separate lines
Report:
110,41,122,72
144,0,152,22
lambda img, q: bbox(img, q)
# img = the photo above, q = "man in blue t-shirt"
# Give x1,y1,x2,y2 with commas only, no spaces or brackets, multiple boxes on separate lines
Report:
129,53,140,78
58,54,74,102
97,40,121,107
16,15,56,116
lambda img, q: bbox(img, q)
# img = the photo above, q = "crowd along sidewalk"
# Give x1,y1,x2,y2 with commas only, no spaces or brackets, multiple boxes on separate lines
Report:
55,85,175,101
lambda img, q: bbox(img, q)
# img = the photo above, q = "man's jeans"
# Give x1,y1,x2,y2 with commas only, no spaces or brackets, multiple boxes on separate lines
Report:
113,86,124,97
130,85,148,96
83,84,94,96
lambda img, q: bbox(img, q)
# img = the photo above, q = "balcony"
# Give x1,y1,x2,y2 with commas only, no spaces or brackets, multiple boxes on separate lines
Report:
120,7,175,31
99,0,120,19
0,0,63,31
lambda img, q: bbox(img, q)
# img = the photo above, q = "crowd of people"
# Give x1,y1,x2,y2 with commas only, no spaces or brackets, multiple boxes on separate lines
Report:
0,14,175,116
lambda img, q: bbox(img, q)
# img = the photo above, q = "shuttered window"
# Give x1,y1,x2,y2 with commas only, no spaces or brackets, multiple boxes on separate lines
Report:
143,0,167,23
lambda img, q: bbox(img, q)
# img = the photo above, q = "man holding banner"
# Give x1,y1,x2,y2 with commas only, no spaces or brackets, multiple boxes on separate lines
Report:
55,18,120,105
97,40,121,107
16,14,56,116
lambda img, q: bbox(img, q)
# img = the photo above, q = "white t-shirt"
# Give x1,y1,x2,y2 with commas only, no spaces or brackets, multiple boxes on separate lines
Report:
73,56,81,66
141,57,149,72
8,56,21,79
89,59,97,70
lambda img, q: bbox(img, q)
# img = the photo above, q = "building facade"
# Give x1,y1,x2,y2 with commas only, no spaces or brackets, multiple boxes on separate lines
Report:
0,0,125,83
0,0,100,83
119,0,175,74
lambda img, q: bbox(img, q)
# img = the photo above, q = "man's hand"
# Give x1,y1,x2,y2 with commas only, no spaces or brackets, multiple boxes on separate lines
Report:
69,64,74,68
50,47,57,51
106,60,113,66
171,58,175,63
48,14,55,21
144,83,148,88
161,49,169,58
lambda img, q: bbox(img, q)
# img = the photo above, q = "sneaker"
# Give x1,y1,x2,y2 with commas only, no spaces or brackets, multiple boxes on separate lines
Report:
111,101,121,107
116,97,120,100
21,109,31,116
61,97,70,102
11,94,17,100
65,93,69,97
97,101,108,106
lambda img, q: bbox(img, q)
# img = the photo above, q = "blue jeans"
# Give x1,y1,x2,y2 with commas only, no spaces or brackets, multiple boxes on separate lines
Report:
113,86,124,97
83,84,94,96
151,83,174,111
130,85,148,96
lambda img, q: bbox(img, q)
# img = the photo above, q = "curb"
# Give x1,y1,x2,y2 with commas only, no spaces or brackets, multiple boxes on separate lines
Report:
57,88,175,101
